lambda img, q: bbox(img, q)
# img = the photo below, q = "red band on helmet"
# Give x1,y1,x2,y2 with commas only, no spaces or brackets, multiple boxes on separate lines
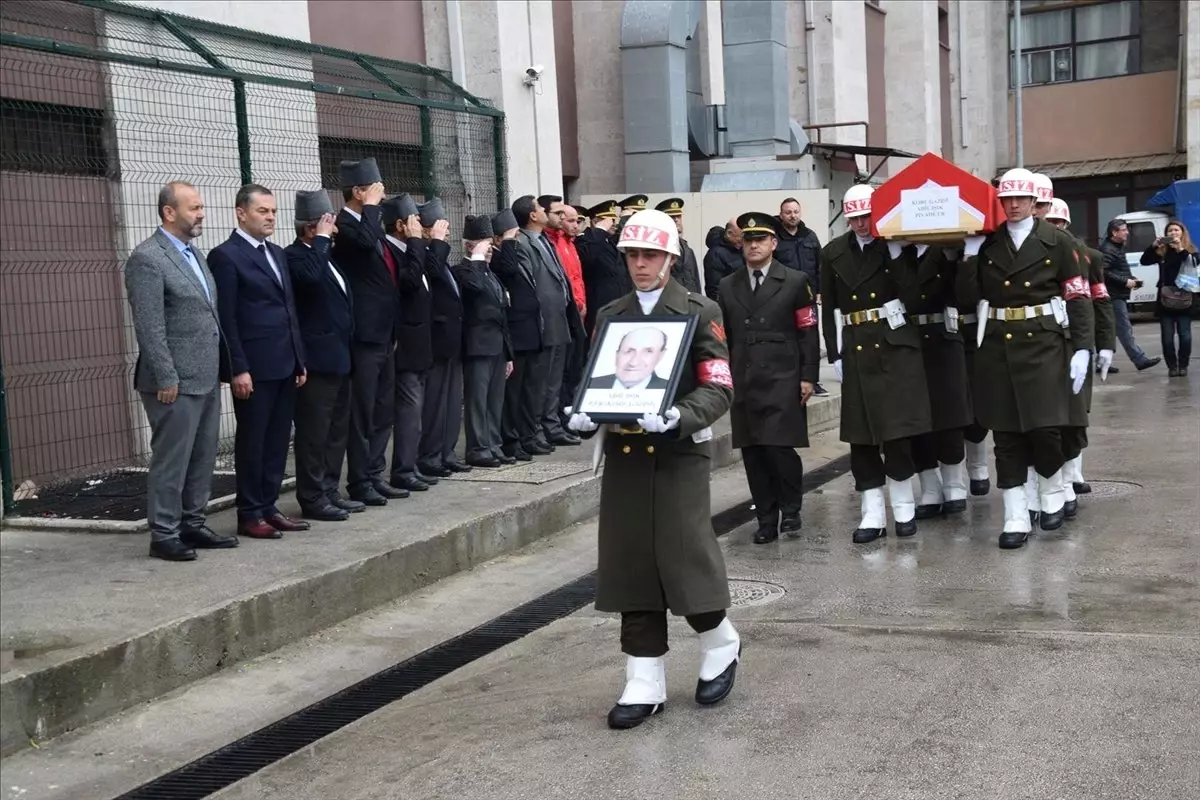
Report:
696,359,733,389
619,224,670,250
1090,282,1110,300
794,306,818,329
1061,275,1089,301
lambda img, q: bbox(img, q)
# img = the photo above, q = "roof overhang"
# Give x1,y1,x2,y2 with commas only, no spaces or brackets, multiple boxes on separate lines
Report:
1006,152,1186,181
801,142,922,162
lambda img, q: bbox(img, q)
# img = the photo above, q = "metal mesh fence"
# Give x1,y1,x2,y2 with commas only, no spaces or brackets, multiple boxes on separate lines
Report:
0,0,506,516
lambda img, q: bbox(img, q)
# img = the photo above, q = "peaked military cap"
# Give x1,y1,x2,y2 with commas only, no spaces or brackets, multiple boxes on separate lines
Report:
588,199,619,219
491,208,519,236
618,194,649,212
418,197,447,228
737,212,778,239
295,190,334,222
381,193,420,229
463,214,493,241
572,205,590,219
338,157,382,189
655,197,685,217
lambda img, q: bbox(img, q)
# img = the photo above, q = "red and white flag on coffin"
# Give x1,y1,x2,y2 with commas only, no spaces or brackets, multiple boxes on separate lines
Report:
872,153,1003,238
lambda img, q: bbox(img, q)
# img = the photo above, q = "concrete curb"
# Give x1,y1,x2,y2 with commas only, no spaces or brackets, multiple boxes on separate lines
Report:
0,397,840,756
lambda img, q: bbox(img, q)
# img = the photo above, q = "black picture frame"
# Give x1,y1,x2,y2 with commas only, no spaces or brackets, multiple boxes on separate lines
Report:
572,314,699,424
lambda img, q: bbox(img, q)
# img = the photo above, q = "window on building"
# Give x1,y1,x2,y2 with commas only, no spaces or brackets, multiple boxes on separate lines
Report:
318,136,423,195
0,97,109,177
1009,0,1141,87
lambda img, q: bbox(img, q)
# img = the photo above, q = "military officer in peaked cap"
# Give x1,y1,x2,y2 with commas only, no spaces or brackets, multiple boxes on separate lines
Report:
957,168,1095,549
656,197,702,294
719,212,820,544
618,194,649,216
577,199,633,334
566,208,740,731
821,184,932,544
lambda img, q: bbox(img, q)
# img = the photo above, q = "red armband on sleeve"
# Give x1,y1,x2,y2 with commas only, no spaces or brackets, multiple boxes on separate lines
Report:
1089,282,1109,300
1061,275,1089,301
794,306,818,329
696,358,733,389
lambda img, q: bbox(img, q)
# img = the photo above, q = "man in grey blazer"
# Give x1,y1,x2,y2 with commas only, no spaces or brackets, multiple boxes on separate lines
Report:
124,181,238,561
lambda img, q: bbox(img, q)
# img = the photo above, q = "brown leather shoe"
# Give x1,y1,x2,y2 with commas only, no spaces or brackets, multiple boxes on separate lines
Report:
266,513,311,532
238,519,282,539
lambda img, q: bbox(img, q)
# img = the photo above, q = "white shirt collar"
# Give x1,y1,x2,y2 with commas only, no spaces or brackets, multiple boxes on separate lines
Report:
385,234,408,252
236,227,265,248
636,286,664,315
1006,216,1035,248
855,233,875,249
343,207,362,222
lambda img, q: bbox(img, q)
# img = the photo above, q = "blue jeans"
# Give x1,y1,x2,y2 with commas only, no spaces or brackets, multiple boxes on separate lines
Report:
1160,312,1193,370
1111,298,1149,366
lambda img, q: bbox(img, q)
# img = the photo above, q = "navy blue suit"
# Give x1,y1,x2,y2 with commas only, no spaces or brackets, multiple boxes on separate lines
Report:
285,235,354,508
208,230,305,522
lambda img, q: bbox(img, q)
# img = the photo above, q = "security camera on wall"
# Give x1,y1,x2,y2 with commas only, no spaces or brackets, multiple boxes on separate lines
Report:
523,64,544,88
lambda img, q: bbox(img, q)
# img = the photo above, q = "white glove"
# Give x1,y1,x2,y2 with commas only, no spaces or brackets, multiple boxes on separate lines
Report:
963,235,986,257
886,240,909,260
833,360,844,382
1097,349,1114,382
563,406,597,433
1069,349,1090,395
916,244,929,258
639,407,680,434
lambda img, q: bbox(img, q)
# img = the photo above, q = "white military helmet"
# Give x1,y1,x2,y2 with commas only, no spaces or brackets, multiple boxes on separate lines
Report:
842,184,874,219
1032,172,1055,204
996,168,1039,199
1046,198,1071,223
616,208,681,257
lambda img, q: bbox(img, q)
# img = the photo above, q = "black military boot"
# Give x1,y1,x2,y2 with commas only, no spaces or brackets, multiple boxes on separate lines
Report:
695,620,741,706
752,522,779,545
779,512,803,537
608,657,667,730
853,488,887,544
999,488,1031,549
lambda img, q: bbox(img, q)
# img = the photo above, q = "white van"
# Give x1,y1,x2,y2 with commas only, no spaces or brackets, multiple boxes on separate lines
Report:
1116,210,1168,309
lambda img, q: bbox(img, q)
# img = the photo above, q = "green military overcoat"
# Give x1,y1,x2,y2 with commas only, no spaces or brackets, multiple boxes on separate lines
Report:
820,232,932,445
1065,239,1118,422
907,245,973,432
588,278,734,616
717,260,821,448
956,218,1095,432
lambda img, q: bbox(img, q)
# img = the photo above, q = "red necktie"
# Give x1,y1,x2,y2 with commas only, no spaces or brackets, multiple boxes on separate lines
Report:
381,243,398,285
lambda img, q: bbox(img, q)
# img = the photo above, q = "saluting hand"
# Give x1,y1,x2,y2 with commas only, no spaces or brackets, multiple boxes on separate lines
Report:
363,182,385,206
315,213,335,238
431,220,450,241
471,239,492,258
405,214,422,239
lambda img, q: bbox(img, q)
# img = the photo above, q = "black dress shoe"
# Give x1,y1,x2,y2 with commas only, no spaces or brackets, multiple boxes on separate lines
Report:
372,480,411,499
779,514,802,537
550,433,581,446
1097,366,1119,374
1063,499,1078,519
444,460,473,473
329,493,366,513
895,520,918,538
467,455,503,468
419,464,452,478
853,526,886,544
606,702,665,730
998,530,1028,549
393,475,430,492
1039,508,1064,531
1073,481,1091,495
813,383,829,397
349,486,387,506
414,470,439,486
180,526,239,549
695,645,741,706
1136,356,1161,371
495,453,517,465
527,441,553,456
915,503,942,520
513,448,534,461
752,525,778,544
970,478,991,496
301,503,350,522
150,538,197,561
942,499,967,514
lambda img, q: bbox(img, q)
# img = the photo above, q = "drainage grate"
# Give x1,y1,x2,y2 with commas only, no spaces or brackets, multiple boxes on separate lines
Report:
1083,479,1142,499
728,579,787,607
116,452,851,799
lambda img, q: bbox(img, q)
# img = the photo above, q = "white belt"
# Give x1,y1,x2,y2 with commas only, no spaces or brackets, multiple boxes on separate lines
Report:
912,313,944,326
986,302,1055,322
961,313,978,324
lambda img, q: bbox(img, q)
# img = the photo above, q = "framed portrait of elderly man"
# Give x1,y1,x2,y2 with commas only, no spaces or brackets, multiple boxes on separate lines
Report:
574,315,698,423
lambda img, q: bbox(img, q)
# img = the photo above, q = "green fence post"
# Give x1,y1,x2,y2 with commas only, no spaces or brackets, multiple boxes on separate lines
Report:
0,348,14,515
233,79,253,185
493,116,507,210
419,106,436,199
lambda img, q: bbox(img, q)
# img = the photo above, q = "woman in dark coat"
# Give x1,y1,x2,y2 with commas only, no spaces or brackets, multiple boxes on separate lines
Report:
1141,219,1196,377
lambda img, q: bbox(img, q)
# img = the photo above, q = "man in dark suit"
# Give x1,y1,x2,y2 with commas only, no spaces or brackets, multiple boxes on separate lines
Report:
330,158,408,506
380,193,437,492
208,184,308,540
655,198,702,294
576,200,631,335
284,190,360,522
454,213,515,467
586,327,671,390
125,181,237,561
416,198,470,477
490,209,542,461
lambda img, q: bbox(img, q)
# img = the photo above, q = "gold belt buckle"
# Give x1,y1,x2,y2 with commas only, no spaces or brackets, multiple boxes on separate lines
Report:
615,424,645,435
1004,307,1027,321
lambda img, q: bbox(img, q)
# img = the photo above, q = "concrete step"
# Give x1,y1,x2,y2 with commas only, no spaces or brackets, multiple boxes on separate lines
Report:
0,396,841,757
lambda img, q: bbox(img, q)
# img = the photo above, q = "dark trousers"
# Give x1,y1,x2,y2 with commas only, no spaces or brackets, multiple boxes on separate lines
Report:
742,445,804,525
503,349,546,451
463,354,507,461
1160,312,1193,370
293,371,351,507
849,438,917,491
1111,298,1150,366
620,609,726,657
1061,426,1088,461
233,376,296,521
912,428,966,472
993,428,1064,489
347,342,394,492
386,369,426,482
419,356,463,470
964,420,989,444
559,334,587,423
540,343,568,439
